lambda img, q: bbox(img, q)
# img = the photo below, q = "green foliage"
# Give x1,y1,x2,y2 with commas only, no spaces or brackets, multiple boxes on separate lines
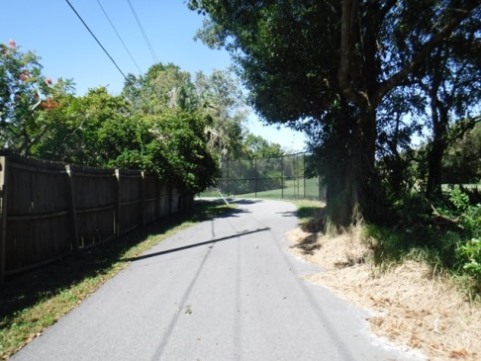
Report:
0,49,222,194
123,64,250,163
31,87,131,166
443,186,481,280
365,185,481,294
0,40,59,153
392,192,431,225
364,220,462,271
123,63,198,114
141,111,219,194
443,122,481,184
195,70,247,158
449,185,471,212
242,134,283,159
457,238,481,279
191,1,339,129
442,186,481,238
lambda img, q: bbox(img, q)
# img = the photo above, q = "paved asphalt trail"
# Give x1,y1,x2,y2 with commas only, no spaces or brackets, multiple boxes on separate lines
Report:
11,199,422,361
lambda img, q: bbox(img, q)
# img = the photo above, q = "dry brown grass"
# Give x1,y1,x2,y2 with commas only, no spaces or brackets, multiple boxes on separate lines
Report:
287,227,481,361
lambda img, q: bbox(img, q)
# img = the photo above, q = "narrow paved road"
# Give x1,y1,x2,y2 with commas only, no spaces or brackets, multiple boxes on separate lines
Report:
12,199,421,361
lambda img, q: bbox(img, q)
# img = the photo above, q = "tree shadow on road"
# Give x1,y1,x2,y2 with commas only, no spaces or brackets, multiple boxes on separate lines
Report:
291,233,321,255
228,198,262,205
287,203,325,256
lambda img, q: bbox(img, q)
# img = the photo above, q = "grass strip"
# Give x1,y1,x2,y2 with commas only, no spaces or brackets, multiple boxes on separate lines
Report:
0,200,234,360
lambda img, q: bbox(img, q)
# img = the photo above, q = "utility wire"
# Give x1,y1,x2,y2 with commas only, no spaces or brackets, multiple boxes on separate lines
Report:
126,0,159,64
64,0,127,80
96,0,143,74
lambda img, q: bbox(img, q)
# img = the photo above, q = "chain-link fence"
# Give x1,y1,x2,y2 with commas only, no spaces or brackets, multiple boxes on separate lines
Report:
200,152,325,201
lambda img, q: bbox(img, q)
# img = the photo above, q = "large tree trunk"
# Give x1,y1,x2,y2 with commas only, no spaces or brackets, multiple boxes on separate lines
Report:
324,105,379,230
330,0,384,229
426,143,445,197
355,107,382,222
426,106,449,198
325,167,357,230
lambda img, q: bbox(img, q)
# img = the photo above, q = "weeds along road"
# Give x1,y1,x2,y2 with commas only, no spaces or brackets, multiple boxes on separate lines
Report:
11,199,420,361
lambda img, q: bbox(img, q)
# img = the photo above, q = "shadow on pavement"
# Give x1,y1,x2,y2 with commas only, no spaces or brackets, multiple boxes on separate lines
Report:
228,198,262,205
122,227,270,262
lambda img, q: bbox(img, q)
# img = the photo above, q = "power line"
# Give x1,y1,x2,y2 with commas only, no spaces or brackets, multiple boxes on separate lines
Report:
64,0,127,81
96,0,143,74
126,0,159,64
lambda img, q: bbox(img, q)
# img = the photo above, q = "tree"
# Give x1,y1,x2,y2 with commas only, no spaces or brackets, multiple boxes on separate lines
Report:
375,85,425,199
142,110,219,194
188,0,481,228
123,64,248,160
32,87,131,166
242,133,283,159
443,120,481,184
414,26,481,197
122,63,198,115
122,63,220,193
195,70,247,159
0,40,56,154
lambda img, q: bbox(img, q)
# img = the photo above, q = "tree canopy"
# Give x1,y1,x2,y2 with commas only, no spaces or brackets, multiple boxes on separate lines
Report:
0,40,71,154
1,41,286,194
189,0,481,227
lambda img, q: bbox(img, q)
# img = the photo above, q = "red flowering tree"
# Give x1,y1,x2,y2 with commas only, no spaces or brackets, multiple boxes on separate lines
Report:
0,40,58,154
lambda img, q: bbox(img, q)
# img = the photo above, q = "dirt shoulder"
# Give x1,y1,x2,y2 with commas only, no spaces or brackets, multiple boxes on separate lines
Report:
287,227,481,361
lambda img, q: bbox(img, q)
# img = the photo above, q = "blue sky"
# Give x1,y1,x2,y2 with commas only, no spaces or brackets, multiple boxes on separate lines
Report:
0,0,307,152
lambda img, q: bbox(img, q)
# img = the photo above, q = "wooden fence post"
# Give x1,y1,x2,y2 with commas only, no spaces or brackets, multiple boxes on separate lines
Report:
65,165,79,252
140,171,145,226
115,169,121,237
0,156,8,285
169,185,173,215
157,177,161,219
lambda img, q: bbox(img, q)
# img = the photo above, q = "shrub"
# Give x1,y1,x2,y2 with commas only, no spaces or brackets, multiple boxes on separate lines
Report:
448,186,481,237
446,186,481,279
457,238,481,279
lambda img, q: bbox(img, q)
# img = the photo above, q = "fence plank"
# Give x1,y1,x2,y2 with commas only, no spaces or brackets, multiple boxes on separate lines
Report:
65,165,79,252
115,169,121,238
118,170,142,235
140,171,145,226
0,157,8,284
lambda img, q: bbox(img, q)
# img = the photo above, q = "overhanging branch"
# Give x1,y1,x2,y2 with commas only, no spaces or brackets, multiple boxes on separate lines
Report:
375,0,481,106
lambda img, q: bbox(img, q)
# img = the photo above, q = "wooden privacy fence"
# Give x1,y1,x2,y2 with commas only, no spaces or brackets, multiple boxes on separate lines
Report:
0,154,193,283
